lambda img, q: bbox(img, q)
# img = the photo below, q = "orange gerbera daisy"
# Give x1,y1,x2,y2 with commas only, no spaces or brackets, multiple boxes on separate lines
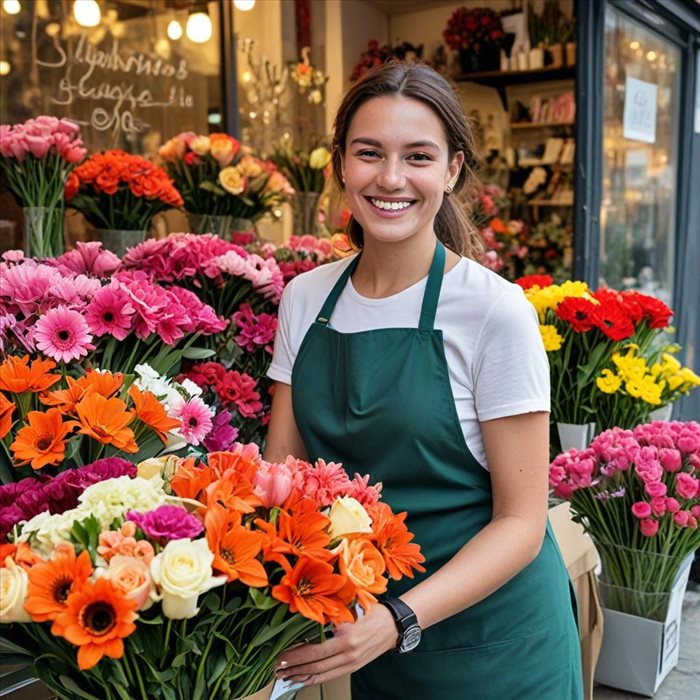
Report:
257,508,334,566
0,393,15,439
205,506,267,587
24,547,93,622
128,384,180,443
170,459,213,501
271,556,352,625
10,407,73,470
51,577,138,670
366,503,425,580
41,370,124,414
0,355,61,394
68,393,137,452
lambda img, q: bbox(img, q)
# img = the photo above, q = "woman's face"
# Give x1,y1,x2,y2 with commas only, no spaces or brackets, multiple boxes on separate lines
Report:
341,95,463,246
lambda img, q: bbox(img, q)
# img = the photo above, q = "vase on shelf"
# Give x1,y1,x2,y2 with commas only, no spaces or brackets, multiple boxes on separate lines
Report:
292,191,321,235
547,43,564,68
565,42,576,66
528,47,545,70
95,228,146,257
458,49,480,74
556,422,596,451
22,206,64,258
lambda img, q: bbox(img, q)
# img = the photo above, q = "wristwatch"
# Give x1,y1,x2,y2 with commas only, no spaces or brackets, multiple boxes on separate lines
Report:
380,597,422,653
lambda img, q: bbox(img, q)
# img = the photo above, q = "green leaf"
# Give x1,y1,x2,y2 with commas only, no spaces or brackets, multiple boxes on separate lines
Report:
58,675,103,700
0,635,33,656
249,588,277,610
172,651,188,668
181,346,216,360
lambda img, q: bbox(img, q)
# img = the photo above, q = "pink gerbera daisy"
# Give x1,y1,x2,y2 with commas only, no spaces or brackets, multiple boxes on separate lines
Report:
85,285,135,340
172,397,213,446
34,306,94,363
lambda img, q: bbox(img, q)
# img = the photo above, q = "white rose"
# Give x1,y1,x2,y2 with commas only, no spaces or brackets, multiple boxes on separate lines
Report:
0,559,31,623
328,496,373,539
150,539,225,619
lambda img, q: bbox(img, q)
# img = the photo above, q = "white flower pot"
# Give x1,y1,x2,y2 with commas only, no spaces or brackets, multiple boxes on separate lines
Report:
557,422,597,451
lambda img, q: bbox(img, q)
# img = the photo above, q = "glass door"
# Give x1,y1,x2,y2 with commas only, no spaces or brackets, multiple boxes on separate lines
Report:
598,5,682,305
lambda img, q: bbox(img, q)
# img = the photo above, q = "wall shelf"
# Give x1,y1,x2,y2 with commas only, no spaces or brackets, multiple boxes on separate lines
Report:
526,199,574,206
511,121,575,129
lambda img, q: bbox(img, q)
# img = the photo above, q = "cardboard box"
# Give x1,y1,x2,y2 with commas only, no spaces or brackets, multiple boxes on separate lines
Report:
593,554,693,696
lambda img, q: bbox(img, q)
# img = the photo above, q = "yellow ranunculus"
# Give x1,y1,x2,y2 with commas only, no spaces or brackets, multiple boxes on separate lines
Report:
219,166,246,195
309,147,331,170
596,369,622,394
539,324,563,352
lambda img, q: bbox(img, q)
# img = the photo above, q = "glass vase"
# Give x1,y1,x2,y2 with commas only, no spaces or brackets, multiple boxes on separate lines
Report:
189,212,233,237
22,206,64,258
291,191,321,235
594,539,694,621
95,228,146,257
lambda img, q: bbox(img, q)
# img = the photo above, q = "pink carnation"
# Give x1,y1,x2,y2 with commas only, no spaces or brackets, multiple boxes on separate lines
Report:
302,459,352,507
127,504,203,543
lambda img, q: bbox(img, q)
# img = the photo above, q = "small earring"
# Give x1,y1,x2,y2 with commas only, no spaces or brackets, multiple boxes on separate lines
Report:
445,184,453,194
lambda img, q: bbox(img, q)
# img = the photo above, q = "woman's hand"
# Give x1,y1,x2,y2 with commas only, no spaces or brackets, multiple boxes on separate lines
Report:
275,603,398,686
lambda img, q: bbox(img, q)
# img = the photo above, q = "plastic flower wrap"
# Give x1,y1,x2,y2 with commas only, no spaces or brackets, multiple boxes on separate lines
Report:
0,357,186,484
158,132,293,221
65,150,183,231
516,275,694,436
1,444,424,699
0,251,226,376
549,420,700,620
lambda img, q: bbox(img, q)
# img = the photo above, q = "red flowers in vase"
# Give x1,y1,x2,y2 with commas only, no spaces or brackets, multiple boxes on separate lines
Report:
443,6,505,73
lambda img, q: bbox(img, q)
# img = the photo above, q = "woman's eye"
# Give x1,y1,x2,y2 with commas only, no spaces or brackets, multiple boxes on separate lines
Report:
408,153,431,162
357,150,380,158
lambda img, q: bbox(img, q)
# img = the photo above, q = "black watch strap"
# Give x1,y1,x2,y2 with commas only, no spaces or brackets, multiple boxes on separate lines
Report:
380,596,420,651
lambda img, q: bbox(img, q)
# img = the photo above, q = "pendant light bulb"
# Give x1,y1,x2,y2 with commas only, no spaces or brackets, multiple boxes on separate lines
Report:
234,0,256,10
0,60,11,76
2,0,21,15
186,8,212,44
73,0,101,28
167,20,183,41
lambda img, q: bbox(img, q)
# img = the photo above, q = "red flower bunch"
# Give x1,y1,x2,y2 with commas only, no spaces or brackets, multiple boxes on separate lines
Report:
65,150,183,231
350,39,424,82
442,6,505,53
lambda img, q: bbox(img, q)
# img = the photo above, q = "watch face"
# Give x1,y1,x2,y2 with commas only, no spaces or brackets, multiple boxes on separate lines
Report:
399,624,422,652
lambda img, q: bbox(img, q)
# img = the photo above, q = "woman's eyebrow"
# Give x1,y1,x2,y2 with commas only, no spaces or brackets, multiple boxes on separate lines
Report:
349,137,441,150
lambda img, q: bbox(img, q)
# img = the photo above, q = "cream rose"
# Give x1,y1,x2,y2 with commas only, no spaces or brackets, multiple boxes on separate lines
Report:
328,496,373,539
309,147,331,170
219,167,246,195
0,558,31,623
237,154,263,178
103,555,155,611
150,539,225,619
190,135,211,156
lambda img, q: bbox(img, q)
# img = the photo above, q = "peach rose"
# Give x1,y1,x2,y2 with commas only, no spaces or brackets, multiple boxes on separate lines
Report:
219,167,246,195
265,170,294,196
337,539,387,611
210,135,239,166
102,555,154,610
158,137,186,162
237,155,263,178
190,135,211,156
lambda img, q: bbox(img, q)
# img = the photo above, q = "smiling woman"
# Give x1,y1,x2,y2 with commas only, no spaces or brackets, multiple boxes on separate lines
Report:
263,62,582,700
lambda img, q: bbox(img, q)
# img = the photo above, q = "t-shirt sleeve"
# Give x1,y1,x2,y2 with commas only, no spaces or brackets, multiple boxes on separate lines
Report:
472,286,550,421
267,278,296,385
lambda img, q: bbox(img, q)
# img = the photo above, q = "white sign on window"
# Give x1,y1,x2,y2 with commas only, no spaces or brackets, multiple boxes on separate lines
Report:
623,76,658,144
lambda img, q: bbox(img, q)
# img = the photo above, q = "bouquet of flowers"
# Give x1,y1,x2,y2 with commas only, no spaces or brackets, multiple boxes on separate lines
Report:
65,150,183,231
0,116,87,257
271,140,331,194
260,234,335,282
0,356,191,485
0,443,425,699
349,39,424,83
158,132,294,225
549,420,700,620
0,250,226,377
517,276,690,440
289,47,329,106
442,7,505,53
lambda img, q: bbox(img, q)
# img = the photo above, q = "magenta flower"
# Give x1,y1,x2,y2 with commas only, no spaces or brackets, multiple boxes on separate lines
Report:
232,303,278,353
631,501,652,519
173,397,213,446
54,241,121,277
202,410,239,452
34,305,94,362
85,284,135,339
127,504,203,543
675,472,699,500
639,518,659,537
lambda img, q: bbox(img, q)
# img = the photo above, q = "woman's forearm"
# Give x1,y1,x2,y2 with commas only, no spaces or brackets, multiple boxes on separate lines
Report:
400,514,546,630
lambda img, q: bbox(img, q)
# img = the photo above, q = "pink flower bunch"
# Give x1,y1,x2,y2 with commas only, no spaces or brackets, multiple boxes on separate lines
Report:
256,235,335,283
232,303,278,354
0,116,86,164
52,241,121,277
549,420,700,540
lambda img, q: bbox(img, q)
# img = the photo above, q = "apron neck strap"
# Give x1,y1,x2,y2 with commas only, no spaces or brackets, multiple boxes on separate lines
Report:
315,241,445,329
418,240,445,331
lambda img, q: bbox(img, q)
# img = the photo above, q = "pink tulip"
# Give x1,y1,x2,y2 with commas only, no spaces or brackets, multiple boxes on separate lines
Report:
644,480,667,498
57,118,80,134
9,136,27,162
691,505,700,518
631,501,652,519
24,134,51,159
658,448,682,472
639,518,659,537
673,510,690,527
665,497,681,513
651,496,667,517
253,460,293,508
675,472,699,500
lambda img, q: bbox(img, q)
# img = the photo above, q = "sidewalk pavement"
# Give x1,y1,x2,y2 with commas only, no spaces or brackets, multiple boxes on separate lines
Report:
593,582,700,699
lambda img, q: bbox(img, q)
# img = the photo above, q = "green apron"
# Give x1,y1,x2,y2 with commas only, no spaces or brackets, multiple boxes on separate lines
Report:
291,242,583,699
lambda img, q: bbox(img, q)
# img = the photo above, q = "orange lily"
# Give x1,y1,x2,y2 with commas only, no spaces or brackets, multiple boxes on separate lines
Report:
128,384,180,443
0,393,15,439
170,459,213,501
0,355,61,394
10,407,73,469
68,393,138,452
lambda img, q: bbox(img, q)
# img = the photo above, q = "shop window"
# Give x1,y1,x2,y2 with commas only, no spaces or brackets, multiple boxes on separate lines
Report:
599,6,681,304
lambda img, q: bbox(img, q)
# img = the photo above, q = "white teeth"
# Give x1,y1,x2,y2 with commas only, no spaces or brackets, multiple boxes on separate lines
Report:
370,198,412,211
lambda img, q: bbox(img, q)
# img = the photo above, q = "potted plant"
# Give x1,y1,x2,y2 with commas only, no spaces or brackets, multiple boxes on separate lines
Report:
549,420,700,695
443,6,505,74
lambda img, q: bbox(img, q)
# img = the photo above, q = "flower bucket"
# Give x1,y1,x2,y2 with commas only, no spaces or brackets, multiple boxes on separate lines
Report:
95,228,146,257
189,212,233,237
594,554,693,696
557,422,596,451
648,404,673,422
291,192,321,236
23,206,64,258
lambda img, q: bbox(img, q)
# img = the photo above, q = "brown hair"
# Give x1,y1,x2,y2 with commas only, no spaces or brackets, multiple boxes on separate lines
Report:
331,61,483,259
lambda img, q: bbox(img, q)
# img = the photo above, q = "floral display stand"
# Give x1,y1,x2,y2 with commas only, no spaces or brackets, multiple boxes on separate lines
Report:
594,554,693,696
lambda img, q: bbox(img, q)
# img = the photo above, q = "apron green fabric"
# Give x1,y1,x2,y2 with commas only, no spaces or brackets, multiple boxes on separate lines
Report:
291,242,583,699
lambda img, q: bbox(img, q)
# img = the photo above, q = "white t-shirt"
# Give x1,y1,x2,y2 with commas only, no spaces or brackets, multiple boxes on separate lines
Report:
267,255,550,470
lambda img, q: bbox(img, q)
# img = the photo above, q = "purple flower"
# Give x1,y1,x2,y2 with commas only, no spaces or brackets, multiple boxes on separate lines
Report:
0,477,45,509
0,504,27,542
127,504,203,543
203,410,239,452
